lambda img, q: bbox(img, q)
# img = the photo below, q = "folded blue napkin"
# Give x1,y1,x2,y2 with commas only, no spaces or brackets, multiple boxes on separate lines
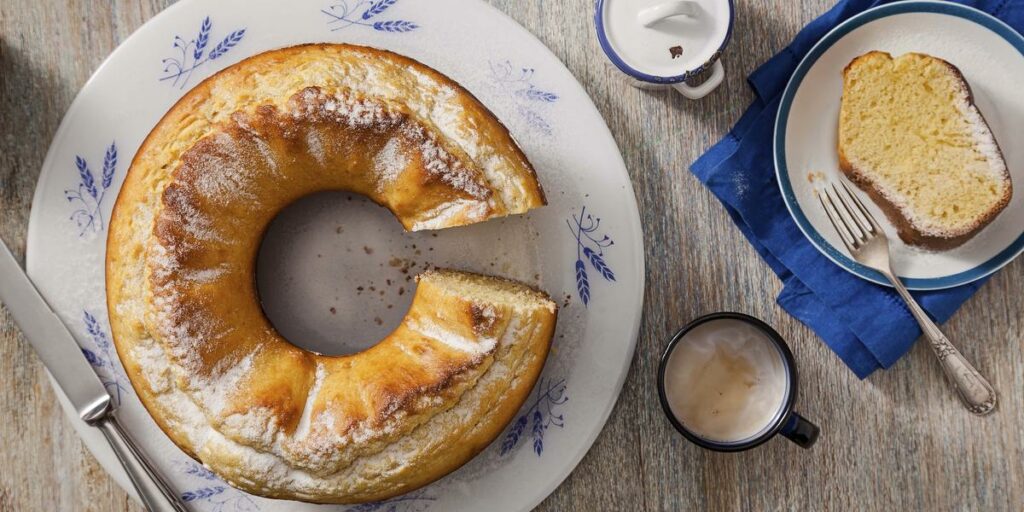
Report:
691,0,1023,378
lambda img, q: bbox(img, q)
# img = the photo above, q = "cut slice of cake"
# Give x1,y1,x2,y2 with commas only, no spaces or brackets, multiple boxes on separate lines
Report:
838,51,1011,249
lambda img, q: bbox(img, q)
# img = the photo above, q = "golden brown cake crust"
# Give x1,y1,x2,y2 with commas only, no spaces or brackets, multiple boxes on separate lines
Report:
105,44,555,503
837,51,1012,250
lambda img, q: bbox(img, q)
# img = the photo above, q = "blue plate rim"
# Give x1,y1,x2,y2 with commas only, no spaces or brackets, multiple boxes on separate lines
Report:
773,0,1024,290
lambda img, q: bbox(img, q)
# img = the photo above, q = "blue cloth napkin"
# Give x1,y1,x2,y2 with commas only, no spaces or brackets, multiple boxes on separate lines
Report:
691,0,1023,378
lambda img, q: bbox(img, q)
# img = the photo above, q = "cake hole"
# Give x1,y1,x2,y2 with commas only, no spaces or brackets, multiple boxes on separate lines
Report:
256,191,414,356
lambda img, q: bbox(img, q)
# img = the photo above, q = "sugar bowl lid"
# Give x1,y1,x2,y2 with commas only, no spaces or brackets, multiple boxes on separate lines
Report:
596,0,734,83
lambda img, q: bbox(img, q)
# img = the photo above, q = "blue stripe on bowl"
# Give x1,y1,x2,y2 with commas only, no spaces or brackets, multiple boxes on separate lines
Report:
774,0,1024,290
594,0,735,84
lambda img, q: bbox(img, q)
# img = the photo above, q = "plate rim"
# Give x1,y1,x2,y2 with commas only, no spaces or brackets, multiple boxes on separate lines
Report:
773,0,1024,291
23,0,647,509
467,2,648,509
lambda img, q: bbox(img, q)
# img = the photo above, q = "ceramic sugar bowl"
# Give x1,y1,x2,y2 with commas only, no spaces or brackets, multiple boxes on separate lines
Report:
596,0,734,98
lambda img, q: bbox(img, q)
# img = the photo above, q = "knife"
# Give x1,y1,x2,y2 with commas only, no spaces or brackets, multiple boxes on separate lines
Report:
0,239,187,512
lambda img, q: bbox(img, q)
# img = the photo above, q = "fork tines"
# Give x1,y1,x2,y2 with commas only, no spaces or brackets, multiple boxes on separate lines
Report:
817,180,884,252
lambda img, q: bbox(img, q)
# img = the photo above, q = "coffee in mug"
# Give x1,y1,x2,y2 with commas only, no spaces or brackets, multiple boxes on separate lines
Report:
658,313,818,451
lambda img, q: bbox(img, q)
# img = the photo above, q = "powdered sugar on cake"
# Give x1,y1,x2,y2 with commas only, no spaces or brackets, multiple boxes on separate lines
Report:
373,137,409,191
955,91,1007,184
292,87,491,202
125,292,533,493
110,46,553,500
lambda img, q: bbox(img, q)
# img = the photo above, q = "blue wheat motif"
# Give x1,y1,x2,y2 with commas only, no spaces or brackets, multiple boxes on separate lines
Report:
322,0,419,33
82,348,101,366
75,157,97,199
362,0,397,19
371,20,418,32
499,414,528,455
516,106,553,135
80,310,128,407
517,86,559,103
531,409,545,455
183,462,219,481
208,29,246,60
488,60,559,135
499,377,568,457
177,460,261,511
101,144,116,189
583,247,615,281
160,17,247,89
182,487,226,502
574,260,590,307
567,206,616,307
345,489,436,512
194,17,211,60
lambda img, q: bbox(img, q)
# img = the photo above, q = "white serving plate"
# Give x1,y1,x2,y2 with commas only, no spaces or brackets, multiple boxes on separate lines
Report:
775,0,1024,290
25,0,645,510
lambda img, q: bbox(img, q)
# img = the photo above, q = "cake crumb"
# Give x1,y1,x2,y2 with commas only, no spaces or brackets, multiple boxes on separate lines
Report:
807,171,826,183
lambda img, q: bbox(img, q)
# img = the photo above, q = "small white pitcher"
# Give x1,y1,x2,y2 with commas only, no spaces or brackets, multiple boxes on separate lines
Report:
596,0,734,99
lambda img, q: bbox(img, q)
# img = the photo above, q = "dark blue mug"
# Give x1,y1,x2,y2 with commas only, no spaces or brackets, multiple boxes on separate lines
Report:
657,312,819,451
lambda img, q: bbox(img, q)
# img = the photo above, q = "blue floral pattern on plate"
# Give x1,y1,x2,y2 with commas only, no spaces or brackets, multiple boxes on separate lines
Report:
322,0,419,32
567,207,615,307
160,16,246,89
79,310,129,407
344,489,436,512
176,460,260,512
499,377,568,457
64,142,116,236
487,60,559,135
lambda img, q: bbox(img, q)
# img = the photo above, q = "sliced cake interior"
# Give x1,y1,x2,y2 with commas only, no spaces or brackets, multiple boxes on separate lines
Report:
838,51,1011,249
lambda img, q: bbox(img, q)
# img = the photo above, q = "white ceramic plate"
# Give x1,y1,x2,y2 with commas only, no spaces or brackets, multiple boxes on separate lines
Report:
25,0,645,510
775,0,1024,290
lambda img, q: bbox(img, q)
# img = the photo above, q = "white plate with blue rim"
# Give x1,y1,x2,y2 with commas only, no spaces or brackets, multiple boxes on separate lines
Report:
775,0,1024,290
24,0,644,510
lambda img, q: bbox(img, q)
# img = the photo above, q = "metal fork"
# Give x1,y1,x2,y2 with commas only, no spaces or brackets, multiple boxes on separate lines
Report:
817,181,997,415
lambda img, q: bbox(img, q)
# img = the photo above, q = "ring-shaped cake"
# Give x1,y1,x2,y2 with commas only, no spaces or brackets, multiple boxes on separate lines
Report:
106,44,557,503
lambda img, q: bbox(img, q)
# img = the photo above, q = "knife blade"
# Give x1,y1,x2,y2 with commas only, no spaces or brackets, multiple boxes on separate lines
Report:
0,238,188,511
0,239,111,423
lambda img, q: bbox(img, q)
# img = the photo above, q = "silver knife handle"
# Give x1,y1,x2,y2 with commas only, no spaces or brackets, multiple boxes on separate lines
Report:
97,415,189,512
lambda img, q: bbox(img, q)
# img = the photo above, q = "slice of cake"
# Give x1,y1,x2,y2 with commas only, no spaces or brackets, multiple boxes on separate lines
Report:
838,51,1011,249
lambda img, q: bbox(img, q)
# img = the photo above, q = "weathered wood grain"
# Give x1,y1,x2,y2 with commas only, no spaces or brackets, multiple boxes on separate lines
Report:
1,0,1022,510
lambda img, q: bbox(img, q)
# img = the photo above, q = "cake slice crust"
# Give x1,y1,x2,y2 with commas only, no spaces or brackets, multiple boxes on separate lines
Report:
838,51,1011,249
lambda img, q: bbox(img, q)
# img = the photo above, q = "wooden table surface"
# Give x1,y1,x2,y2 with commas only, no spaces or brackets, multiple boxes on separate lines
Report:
2,0,1023,510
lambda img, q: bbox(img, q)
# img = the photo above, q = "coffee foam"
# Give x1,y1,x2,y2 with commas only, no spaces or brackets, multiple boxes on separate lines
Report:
663,319,789,443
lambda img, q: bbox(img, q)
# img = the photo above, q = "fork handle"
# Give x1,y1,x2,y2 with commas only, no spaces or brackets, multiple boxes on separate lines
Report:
884,270,997,415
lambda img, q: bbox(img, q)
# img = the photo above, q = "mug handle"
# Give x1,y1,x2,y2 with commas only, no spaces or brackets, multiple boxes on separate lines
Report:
779,411,819,448
671,60,725,100
637,0,700,27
